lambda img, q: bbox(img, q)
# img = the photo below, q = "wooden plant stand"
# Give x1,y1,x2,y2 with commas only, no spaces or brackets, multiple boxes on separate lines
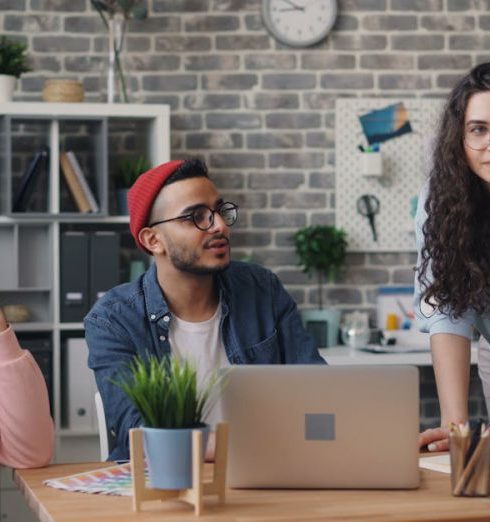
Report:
129,422,228,516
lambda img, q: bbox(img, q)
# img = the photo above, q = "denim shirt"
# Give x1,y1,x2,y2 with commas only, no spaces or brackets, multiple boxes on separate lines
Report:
84,261,324,460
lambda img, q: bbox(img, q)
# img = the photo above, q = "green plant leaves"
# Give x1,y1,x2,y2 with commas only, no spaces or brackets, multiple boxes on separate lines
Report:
0,36,31,78
115,155,150,188
110,354,226,429
293,225,348,309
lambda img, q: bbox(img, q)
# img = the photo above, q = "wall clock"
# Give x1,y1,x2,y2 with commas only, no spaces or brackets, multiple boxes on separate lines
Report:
262,0,337,48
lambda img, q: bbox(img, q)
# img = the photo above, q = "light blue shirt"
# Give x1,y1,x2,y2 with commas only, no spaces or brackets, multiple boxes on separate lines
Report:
413,182,490,341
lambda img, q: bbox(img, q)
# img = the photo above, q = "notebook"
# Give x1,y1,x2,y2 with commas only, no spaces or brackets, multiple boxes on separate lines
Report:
220,365,419,489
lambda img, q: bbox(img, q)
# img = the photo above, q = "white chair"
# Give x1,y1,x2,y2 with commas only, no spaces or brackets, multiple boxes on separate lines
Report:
94,391,109,461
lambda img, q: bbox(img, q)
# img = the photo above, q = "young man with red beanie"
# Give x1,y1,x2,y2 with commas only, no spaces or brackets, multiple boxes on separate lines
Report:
85,158,324,461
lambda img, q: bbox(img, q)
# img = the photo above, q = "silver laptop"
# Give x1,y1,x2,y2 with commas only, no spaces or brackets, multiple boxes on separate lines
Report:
220,365,419,489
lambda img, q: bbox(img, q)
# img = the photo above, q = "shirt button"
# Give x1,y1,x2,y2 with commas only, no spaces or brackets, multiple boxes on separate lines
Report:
163,315,170,322
159,335,166,342
150,314,156,320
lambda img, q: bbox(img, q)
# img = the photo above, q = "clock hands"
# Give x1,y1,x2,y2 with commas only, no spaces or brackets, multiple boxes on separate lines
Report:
278,0,305,12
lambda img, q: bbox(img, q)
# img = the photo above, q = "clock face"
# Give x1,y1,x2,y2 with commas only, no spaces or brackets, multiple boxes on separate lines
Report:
262,0,337,48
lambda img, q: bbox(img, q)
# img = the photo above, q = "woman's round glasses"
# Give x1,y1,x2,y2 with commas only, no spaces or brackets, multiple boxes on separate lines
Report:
149,201,238,231
465,126,490,151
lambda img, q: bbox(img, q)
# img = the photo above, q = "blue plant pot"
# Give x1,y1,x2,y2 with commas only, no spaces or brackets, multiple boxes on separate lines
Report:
116,188,129,215
142,425,210,490
301,308,341,348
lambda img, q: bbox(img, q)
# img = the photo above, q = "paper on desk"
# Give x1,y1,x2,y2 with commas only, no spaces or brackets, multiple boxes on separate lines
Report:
419,454,450,474
43,462,142,496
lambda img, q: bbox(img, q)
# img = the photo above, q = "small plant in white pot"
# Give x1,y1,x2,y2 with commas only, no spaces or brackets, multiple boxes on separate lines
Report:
0,36,31,103
112,354,224,490
293,225,347,348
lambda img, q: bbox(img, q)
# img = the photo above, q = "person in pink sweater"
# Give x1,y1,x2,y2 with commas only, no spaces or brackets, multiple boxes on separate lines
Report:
0,308,54,468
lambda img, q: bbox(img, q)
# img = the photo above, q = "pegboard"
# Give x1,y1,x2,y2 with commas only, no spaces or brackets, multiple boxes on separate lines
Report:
335,98,443,252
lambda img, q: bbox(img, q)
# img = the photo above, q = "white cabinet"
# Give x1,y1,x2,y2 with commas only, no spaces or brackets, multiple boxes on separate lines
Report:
0,103,170,463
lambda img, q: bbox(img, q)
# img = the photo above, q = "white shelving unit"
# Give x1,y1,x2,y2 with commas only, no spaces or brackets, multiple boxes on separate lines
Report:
0,102,170,462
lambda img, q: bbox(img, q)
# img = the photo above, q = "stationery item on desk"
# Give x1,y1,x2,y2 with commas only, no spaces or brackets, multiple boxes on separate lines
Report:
385,313,399,330
341,311,370,350
44,462,145,496
419,454,450,474
450,421,490,497
359,344,429,354
356,194,379,242
396,298,414,329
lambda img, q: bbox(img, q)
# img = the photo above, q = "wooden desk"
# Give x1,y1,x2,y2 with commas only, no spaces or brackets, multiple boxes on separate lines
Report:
13,460,490,522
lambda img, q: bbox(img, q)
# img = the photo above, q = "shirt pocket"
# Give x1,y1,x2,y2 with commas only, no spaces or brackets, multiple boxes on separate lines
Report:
245,330,281,364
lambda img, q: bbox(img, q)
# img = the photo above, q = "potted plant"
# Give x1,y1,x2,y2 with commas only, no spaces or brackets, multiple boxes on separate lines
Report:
112,354,224,490
293,225,347,348
0,36,31,103
114,155,150,214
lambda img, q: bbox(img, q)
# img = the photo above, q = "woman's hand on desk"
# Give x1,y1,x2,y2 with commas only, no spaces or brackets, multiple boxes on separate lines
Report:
419,426,450,452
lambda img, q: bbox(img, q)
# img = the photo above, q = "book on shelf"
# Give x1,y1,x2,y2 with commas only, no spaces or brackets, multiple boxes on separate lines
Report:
12,146,50,212
60,151,98,213
66,151,99,213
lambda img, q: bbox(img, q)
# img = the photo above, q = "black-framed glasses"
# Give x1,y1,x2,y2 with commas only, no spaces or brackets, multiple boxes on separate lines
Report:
148,201,238,231
465,126,490,151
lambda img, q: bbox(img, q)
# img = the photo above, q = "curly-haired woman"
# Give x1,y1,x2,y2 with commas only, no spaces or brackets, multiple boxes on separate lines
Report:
0,307,54,467
415,62,490,452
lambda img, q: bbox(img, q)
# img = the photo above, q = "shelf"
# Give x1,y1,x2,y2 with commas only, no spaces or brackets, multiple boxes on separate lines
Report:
8,322,53,332
59,322,84,330
58,429,99,437
0,102,169,463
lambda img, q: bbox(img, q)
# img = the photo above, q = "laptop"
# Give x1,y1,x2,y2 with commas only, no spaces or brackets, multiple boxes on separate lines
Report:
220,365,419,489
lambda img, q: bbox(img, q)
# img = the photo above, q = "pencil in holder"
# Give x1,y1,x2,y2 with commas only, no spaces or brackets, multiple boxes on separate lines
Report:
450,422,490,497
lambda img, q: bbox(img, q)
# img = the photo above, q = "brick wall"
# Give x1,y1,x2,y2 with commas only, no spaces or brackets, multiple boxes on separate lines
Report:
2,0,488,426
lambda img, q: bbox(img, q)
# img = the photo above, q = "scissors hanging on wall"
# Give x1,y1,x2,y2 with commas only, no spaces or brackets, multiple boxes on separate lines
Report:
356,194,380,242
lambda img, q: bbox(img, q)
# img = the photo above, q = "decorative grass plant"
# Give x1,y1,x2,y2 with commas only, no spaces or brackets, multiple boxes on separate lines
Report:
115,155,150,188
112,355,224,429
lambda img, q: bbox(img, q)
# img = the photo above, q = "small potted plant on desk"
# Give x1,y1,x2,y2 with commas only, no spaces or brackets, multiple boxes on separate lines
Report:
114,155,150,215
0,36,31,103
112,354,224,490
293,225,347,348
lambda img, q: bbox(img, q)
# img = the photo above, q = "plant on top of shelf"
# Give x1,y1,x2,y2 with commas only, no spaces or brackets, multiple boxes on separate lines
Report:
293,225,347,310
0,36,31,78
90,1,147,103
0,36,31,103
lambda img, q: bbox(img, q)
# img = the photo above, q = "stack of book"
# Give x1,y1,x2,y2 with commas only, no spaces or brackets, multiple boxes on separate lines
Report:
12,148,100,214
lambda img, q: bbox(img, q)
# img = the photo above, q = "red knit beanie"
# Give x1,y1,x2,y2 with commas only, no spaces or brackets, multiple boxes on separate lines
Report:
128,159,185,253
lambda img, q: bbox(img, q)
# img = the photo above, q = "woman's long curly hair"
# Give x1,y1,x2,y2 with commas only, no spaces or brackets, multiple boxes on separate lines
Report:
418,62,490,318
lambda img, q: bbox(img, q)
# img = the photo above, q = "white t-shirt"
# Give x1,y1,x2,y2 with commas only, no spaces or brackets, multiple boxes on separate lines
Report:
169,303,229,390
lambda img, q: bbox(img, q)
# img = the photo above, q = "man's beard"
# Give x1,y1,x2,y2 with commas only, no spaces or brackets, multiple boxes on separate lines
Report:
166,235,230,275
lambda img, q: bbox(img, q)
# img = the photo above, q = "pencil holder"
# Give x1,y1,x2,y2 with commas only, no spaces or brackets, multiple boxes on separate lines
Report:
450,427,490,496
360,152,383,177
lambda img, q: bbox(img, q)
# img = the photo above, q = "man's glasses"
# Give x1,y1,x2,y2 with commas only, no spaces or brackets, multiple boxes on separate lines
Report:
465,125,490,151
148,201,238,231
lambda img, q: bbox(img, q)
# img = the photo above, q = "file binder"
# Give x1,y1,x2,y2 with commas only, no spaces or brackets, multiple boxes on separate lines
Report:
89,231,120,306
66,338,98,431
60,231,89,322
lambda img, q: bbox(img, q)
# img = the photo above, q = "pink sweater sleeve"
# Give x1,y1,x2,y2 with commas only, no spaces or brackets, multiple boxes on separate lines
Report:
0,327,54,468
